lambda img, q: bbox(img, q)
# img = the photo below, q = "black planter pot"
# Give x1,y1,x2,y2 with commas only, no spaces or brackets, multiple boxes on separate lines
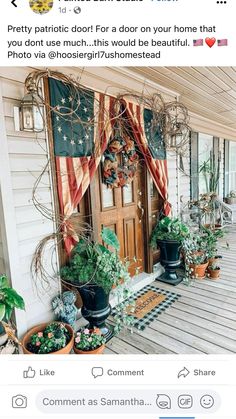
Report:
156,239,182,286
79,285,113,341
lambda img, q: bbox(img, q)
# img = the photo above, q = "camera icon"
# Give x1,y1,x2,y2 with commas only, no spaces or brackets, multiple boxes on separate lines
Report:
12,395,27,409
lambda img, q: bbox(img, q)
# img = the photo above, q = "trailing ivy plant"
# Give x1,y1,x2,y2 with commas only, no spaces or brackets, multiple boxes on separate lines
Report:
150,216,190,248
60,228,130,294
60,228,135,334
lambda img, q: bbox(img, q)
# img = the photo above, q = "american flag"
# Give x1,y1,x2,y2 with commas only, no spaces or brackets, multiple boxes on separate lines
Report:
193,39,203,46
48,78,171,253
122,99,171,216
48,77,112,253
217,39,228,46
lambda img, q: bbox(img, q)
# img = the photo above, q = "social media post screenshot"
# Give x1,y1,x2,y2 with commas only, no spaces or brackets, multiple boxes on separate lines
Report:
0,0,236,419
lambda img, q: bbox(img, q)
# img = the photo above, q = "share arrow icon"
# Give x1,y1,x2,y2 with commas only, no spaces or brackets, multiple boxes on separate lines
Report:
177,366,190,379
11,0,17,7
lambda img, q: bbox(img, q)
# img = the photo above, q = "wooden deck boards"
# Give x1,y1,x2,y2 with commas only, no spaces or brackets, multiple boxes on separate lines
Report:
105,226,236,354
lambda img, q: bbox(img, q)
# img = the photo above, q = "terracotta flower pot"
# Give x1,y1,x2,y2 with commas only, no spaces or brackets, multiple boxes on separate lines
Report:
204,224,222,231
22,322,74,355
73,344,105,355
225,197,236,205
189,261,209,279
208,268,220,279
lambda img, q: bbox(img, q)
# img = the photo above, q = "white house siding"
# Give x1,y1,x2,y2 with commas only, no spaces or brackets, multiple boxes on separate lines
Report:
0,66,180,336
0,68,59,336
167,148,190,217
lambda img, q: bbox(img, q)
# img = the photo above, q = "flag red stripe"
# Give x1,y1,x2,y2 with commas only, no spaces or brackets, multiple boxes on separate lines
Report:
123,99,171,215
66,157,78,206
55,157,64,215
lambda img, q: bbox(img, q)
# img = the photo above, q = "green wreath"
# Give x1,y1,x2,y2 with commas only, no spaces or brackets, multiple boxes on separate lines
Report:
103,135,139,188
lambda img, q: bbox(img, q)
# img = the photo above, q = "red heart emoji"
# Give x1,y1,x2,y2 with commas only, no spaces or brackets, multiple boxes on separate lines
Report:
205,37,216,48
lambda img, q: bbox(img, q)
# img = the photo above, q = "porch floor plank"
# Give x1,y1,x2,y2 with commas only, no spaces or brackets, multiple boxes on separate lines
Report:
105,226,236,354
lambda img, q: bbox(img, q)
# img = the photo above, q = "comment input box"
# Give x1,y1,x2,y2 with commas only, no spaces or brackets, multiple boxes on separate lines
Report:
36,389,220,414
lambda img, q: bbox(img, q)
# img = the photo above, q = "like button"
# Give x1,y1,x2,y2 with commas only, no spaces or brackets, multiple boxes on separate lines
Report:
23,366,36,379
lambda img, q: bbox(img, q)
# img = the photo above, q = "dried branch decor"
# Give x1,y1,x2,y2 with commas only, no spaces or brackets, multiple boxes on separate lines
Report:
117,93,191,155
27,70,190,291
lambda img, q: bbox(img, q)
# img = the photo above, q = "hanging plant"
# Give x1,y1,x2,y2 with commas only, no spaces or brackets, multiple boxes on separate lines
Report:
102,133,139,188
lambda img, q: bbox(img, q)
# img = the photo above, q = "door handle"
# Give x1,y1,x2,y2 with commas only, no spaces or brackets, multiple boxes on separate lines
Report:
137,200,144,222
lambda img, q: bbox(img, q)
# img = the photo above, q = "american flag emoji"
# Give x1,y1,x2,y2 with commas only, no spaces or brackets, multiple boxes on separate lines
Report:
193,39,204,46
217,39,228,46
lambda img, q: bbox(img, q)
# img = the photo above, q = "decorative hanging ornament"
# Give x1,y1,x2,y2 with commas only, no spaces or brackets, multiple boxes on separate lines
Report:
103,133,139,188
161,100,191,152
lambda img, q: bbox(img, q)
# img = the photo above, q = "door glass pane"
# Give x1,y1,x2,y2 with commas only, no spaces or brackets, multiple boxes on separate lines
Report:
102,184,114,208
123,183,134,204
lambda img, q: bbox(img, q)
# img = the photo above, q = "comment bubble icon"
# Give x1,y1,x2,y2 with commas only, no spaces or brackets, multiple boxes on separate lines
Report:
92,367,104,379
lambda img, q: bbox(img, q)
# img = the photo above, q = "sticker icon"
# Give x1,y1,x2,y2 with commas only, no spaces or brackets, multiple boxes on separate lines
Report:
29,0,53,14
156,394,171,409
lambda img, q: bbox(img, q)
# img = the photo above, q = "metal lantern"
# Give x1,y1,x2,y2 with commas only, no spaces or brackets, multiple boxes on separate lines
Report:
20,82,44,132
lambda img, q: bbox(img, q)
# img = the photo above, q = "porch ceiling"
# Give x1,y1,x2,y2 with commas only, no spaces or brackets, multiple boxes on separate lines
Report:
126,67,236,135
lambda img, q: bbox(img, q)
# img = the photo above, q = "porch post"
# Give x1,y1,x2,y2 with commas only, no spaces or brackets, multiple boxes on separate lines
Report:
190,131,199,200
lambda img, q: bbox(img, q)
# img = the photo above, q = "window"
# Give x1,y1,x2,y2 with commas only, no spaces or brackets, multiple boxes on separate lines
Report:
190,132,219,199
198,133,214,195
224,140,236,195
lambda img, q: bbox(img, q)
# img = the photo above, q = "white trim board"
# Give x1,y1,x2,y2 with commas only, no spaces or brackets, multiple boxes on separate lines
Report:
0,81,28,336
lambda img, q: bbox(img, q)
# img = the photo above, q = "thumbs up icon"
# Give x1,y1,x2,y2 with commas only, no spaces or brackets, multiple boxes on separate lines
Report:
23,366,36,379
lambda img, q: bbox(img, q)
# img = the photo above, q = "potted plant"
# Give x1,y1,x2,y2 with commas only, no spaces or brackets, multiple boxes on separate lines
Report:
60,228,131,339
208,261,221,280
22,321,74,354
74,327,106,355
201,226,224,264
188,253,209,279
225,190,236,205
0,275,25,350
150,217,190,285
182,233,208,280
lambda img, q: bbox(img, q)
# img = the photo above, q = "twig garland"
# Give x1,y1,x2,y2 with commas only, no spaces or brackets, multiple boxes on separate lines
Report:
27,70,191,292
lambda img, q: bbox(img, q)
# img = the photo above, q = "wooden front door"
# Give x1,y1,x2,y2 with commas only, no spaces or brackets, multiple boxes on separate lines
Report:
90,165,145,276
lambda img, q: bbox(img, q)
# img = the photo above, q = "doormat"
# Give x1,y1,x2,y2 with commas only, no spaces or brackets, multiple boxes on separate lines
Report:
111,285,181,331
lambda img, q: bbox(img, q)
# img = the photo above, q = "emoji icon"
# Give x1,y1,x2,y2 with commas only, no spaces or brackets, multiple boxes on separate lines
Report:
29,0,53,14
200,394,215,409
156,394,171,409
205,38,216,48
193,39,203,47
218,39,228,46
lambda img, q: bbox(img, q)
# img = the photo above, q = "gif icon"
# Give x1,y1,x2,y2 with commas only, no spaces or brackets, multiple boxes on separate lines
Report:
178,394,193,409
